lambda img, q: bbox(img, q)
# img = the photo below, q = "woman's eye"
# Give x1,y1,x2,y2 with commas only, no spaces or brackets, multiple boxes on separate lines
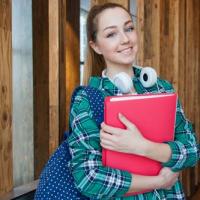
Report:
125,26,134,32
106,32,116,38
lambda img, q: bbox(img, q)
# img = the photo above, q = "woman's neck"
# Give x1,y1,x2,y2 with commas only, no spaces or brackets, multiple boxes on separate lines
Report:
106,65,134,80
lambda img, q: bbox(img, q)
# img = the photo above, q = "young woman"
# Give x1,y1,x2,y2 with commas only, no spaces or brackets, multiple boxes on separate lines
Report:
68,3,199,199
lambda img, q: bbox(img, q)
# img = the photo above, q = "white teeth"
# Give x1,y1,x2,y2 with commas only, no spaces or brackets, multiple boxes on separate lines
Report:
119,47,132,54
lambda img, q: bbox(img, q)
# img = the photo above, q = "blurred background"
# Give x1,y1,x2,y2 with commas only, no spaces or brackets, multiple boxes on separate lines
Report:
0,0,199,199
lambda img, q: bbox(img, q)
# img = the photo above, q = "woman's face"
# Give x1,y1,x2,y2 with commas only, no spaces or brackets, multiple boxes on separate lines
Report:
90,7,138,68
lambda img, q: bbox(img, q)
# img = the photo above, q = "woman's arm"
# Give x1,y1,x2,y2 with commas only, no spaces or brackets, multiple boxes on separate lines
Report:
142,140,172,163
69,90,131,199
127,167,178,194
69,90,178,199
162,99,199,171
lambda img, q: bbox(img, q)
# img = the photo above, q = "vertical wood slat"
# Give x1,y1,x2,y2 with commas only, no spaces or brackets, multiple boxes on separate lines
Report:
33,0,49,179
59,0,80,141
184,0,193,195
0,0,13,195
33,0,59,178
185,0,196,147
136,0,144,67
49,0,59,156
137,0,160,74
198,0,200,187
160,0,179,91
59,0,67,142
193,0,200,189
177,0,186,190
177,0,186,107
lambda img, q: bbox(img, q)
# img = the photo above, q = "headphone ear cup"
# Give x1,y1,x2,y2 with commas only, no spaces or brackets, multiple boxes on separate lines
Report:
113,72,133,94
140,67,157,88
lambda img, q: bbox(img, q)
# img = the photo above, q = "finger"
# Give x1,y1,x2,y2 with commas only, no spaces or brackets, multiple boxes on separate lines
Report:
101,122,122,135
100,140,115,150
166,178,178,189
101,138,115,147
100,130,117,142
118,113,136,130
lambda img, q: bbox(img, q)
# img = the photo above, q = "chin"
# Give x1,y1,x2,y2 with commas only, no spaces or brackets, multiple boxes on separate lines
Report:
120,54,136,62
117,62,134,68
121,58,135,66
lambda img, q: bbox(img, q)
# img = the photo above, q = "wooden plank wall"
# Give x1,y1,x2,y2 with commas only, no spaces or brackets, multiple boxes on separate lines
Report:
185,0,200,195
59,0,80,141
136,0,200,198
48,0,59,157
33,0,49,179
0,0,13,195
0,0,80,195
33,0,80,178
32,0,59,178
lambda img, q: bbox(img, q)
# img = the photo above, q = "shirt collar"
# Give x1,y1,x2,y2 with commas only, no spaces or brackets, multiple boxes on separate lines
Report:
88,66,147,95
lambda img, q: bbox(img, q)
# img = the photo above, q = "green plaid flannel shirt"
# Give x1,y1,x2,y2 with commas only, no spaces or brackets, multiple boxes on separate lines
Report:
68,66,199,199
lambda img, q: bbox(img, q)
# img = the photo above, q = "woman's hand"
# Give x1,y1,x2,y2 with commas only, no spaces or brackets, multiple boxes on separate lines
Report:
126,167,179,194
157,167,179,189
100,113,148,155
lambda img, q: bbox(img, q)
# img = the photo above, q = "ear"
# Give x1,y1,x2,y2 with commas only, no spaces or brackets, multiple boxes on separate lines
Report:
89,40,102,55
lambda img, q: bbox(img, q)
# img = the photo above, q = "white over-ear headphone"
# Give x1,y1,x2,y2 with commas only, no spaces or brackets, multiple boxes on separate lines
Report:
102,66,158,94
139,66,157,88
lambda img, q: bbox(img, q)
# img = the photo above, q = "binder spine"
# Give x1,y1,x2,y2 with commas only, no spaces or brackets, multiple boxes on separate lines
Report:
102,98,109,166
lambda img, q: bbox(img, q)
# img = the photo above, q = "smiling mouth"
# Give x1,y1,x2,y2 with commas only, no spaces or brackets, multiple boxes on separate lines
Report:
118,47,133,53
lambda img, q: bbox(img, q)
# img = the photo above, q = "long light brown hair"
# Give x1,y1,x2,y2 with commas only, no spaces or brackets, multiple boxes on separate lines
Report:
83,3,132,85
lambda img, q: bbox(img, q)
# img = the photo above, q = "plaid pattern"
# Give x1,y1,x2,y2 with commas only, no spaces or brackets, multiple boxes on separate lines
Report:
68,66,199,199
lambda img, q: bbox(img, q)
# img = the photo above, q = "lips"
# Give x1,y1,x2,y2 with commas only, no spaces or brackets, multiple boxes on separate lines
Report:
117,47,133,54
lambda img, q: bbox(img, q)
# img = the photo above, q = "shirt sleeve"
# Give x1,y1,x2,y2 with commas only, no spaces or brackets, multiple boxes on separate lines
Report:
68,89,132,199
161,81,199,171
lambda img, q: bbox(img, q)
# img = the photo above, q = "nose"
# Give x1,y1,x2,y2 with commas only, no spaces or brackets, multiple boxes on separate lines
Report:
120,32,129,44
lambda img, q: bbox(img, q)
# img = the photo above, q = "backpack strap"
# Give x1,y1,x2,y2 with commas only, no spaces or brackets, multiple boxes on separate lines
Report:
84,86,104,126
70,86,87,110
67,85,104,136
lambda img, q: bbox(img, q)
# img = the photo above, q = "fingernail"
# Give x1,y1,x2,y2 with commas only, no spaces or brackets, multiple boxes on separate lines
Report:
118,113,122,118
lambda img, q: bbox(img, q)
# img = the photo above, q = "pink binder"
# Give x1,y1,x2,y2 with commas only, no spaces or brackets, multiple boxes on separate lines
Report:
102,93,177,195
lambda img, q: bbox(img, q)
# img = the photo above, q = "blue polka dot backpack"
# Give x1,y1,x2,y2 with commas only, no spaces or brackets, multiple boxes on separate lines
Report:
34,86,104,200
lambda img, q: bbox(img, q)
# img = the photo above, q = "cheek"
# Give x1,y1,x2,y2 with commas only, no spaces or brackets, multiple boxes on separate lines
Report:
99,39,118,54
127,30,137,41
132,32,138,43
134,45,138,55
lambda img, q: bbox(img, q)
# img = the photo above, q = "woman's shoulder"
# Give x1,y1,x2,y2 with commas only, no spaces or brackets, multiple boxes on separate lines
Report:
71,85,104,113
70,87,90,113
157,77,175,92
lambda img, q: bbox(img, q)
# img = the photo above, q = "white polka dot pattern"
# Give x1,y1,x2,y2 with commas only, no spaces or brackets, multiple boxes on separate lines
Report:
34,140,89,200
34,86,104,200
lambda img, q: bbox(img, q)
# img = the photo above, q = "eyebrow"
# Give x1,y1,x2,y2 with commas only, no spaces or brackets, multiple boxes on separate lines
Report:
103,20,133,31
